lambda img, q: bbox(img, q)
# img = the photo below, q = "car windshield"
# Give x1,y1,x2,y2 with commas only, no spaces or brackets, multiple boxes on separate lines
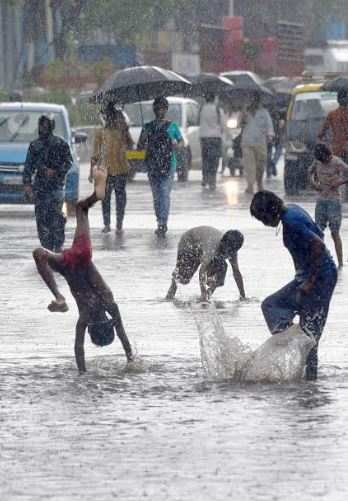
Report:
290,92,338,121
0,110,68,143
287,91,338,145
124,102,182,127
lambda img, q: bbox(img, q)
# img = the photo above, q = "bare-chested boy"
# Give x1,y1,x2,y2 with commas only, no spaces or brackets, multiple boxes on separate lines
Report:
166,226,246,301
33,168,133,373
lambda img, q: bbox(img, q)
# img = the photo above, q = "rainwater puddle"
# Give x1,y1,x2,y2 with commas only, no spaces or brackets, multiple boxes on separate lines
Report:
2,175,348,500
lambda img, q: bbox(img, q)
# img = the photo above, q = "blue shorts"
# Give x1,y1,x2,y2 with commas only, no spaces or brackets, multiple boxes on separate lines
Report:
315,199,342,233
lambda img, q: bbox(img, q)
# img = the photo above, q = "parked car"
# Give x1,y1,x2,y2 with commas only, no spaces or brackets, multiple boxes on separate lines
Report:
124,97,201,181
0,102,84,207
284,83,338,195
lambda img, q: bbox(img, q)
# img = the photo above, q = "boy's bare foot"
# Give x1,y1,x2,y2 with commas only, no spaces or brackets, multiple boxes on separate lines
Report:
93,166,107,200
48,299,69,313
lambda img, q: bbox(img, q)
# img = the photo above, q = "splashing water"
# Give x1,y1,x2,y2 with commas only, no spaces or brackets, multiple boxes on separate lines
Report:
192,302,315,383
191,302,252,381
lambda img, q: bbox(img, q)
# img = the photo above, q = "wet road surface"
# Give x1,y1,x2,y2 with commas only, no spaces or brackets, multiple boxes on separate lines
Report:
1,167,348,500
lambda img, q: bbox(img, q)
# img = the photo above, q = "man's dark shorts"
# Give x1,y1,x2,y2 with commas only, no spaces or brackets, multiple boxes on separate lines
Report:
62,233,92,269
315,199,342,233
173,247,200,284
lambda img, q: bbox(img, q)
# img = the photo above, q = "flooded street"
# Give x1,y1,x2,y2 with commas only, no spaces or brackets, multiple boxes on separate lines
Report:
2,167,348,501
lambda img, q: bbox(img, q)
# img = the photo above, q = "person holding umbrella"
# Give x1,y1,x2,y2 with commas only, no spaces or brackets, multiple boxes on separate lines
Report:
90,103,134,234
137,96,184,237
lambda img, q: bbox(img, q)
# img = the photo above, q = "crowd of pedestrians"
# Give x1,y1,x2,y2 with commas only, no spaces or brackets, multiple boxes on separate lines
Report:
24,88,348,381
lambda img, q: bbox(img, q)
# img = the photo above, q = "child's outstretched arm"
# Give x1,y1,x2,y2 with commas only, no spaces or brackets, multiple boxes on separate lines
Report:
229,255,246,299
199,265,209,302
166,277,178,300
75,318,87,373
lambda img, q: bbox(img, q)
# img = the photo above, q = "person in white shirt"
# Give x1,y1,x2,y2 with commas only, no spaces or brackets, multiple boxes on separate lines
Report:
199,93,225,191
240,91,274,194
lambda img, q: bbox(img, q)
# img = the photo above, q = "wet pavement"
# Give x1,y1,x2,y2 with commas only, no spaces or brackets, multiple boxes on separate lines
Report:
1,166,348,500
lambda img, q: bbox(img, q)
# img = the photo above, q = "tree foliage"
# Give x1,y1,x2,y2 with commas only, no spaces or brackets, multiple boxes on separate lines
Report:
5,0,192,58
79,0,190,42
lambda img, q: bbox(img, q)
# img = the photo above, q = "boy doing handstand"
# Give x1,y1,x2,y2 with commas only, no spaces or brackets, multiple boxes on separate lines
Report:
33,168,133,373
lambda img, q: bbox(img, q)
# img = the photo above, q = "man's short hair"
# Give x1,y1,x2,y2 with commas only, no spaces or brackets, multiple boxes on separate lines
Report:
250,190,283,221
153,96,169,110
314,143,332,163
250,90,261,104
205,92,215,103
219,230,244,255
38,114,55,133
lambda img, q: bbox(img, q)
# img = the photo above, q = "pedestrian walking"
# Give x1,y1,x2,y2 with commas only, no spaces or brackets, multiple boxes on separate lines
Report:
138,96,183,237
250,191,337,380
199,93,224,190
240,91,274,194
318,88,348,200
309,143,348,268
272,111,286,172
166,226,246,302
266,109,285,178
23,115,73,252
90,104,134,234
32,167,134,373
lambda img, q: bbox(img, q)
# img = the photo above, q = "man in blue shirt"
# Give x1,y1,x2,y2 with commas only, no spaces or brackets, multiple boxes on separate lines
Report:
250,190,337,380
138,96,183,237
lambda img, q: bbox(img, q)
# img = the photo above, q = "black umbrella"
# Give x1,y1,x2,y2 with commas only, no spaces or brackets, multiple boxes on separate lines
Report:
220,70,265,88
93,65,192,105
220,85,274,109
263,76,299,95
187,72,235,97
263,77,299,112
219,70,273,104
321,76,348,92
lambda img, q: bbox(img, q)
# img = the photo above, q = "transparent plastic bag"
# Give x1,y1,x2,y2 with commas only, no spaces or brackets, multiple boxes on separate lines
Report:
241,325,315,383
192,303,315,383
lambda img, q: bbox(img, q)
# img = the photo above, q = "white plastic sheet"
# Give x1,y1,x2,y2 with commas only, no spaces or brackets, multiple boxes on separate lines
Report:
192,303,315,383
241,325,315,383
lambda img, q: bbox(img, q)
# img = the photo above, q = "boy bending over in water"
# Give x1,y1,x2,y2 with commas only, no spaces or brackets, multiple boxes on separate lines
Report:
166,226,246,301
33,168,133,373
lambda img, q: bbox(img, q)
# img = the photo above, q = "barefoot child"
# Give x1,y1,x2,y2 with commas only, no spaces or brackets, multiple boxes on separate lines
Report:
166,226,246,301
33,167,133,373
309,143,348,268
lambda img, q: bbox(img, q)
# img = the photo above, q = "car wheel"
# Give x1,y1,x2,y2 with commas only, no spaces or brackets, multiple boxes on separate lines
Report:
284,160,299,195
